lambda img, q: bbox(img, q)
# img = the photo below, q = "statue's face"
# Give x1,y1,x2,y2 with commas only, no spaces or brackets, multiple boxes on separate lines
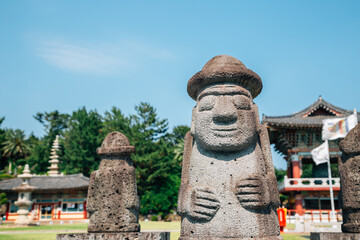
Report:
192,84,257,152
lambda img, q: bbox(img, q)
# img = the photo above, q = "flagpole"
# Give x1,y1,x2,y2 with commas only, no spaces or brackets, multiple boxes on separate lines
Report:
326,140,336,222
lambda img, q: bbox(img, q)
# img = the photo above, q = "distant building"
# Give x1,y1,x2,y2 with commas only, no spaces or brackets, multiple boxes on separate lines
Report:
0,174,89,221
0,136,89,221
263,97,359,219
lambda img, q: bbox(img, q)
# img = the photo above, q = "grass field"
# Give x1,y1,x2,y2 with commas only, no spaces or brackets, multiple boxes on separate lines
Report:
0,221,310,240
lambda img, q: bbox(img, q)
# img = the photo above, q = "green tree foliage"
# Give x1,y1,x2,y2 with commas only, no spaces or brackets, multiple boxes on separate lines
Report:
171,125,190,144
0,193,7,205
301,164,313,178
0,117,7,170
1,104,190,217
100,103,188,217
274,167,287,182
101,107,132,139
172,125,190,165
26,135,50,174
62,107,102,176
34,111,70,141
27,111,70,174
127,103,178,216
1,129,30,173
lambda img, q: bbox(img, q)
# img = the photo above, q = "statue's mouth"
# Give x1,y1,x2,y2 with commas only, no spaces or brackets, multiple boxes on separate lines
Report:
211,127,238,132
211,128,239,137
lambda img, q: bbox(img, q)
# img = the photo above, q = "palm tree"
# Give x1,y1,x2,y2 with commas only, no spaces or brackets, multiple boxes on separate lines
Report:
174,138,185,165
1,129,30,174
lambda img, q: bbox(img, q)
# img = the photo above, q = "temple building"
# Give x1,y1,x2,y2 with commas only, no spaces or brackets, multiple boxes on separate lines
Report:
0,136,89,221
0,174,89,221
263,96,359,220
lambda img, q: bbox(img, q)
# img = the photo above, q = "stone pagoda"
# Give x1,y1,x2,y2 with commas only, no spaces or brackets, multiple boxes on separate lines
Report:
48,135,61,176
13,164,36,226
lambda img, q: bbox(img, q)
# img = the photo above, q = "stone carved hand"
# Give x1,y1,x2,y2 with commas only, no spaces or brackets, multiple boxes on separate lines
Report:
187,187,220,222
234,174,270,210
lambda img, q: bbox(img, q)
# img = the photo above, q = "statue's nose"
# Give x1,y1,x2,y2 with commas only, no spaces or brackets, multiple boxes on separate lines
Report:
213,96,237,124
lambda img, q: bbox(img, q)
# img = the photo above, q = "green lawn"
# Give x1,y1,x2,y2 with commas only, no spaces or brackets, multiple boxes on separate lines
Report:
0,223,87,232
0,233,58,240
282,234,310,240
0,221,309,240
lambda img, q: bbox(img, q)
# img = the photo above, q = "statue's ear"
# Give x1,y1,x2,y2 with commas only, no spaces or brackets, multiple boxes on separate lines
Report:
252,102,262,133
190,107,196,136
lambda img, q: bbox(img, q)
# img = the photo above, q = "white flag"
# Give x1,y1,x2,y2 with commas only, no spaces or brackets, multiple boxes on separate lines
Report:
322,113,358,140
311,140,329,165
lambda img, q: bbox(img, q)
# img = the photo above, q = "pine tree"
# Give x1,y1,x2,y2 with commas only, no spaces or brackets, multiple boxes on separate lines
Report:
62,107,103,176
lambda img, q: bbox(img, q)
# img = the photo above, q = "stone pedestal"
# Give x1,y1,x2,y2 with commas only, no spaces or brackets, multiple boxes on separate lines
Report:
310,232,360,240
56,232,170,240
179,237,282,240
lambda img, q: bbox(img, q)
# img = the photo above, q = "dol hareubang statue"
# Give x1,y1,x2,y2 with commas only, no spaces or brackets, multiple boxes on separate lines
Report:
178,55,282,240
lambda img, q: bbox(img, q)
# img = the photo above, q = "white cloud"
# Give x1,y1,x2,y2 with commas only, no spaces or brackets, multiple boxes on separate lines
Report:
37,38,174,75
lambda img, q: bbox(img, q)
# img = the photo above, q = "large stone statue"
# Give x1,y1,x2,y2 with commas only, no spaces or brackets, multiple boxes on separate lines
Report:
178,55,282,240
310,124,360,240
339,124,360,233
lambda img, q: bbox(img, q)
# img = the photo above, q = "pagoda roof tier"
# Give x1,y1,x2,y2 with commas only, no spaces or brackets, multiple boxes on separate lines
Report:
0,174,89,193
263,96,359,129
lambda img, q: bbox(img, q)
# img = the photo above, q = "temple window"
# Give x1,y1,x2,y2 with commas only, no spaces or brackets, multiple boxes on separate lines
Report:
61,199,84,212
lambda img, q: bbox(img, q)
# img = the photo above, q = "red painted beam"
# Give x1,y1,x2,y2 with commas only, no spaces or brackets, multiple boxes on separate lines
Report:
280,187,340,193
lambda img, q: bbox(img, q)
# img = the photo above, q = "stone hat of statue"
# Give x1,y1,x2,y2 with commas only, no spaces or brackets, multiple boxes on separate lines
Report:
96,132,135,156
187,55,262,100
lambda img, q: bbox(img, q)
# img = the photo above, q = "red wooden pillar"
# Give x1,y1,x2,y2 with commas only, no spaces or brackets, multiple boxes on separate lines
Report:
291,154,301,178
83,201,87,219
291,154,303,215
295,194,303,215
58,201,62,220
5,202,9,221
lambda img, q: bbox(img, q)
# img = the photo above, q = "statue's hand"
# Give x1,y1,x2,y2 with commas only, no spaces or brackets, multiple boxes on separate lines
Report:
234,174,270,210
187,187,220,222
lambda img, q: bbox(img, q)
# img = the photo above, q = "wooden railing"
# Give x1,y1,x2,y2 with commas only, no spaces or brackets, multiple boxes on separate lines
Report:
278,176,340,191
286,209,342,222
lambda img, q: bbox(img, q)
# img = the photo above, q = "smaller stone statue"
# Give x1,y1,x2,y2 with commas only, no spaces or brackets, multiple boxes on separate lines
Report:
56,131,170,239
339,124,360,233
87,132,140,232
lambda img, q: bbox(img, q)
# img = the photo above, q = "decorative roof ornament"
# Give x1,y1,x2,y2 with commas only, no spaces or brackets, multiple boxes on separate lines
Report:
48,135,61,176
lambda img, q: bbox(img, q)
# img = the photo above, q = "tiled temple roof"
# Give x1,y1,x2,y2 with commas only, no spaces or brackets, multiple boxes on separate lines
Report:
0,174,89,192
262,97,359,128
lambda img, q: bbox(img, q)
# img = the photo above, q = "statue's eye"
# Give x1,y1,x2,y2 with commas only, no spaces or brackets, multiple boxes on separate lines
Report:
198,95,215,112
232,95,251,110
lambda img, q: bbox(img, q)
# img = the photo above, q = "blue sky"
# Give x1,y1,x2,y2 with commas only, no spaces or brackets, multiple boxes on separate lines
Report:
1,1,360,169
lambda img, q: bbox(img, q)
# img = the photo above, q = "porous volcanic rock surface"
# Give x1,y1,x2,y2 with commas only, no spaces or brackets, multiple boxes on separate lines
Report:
178,55,282,240
339,124,360,233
